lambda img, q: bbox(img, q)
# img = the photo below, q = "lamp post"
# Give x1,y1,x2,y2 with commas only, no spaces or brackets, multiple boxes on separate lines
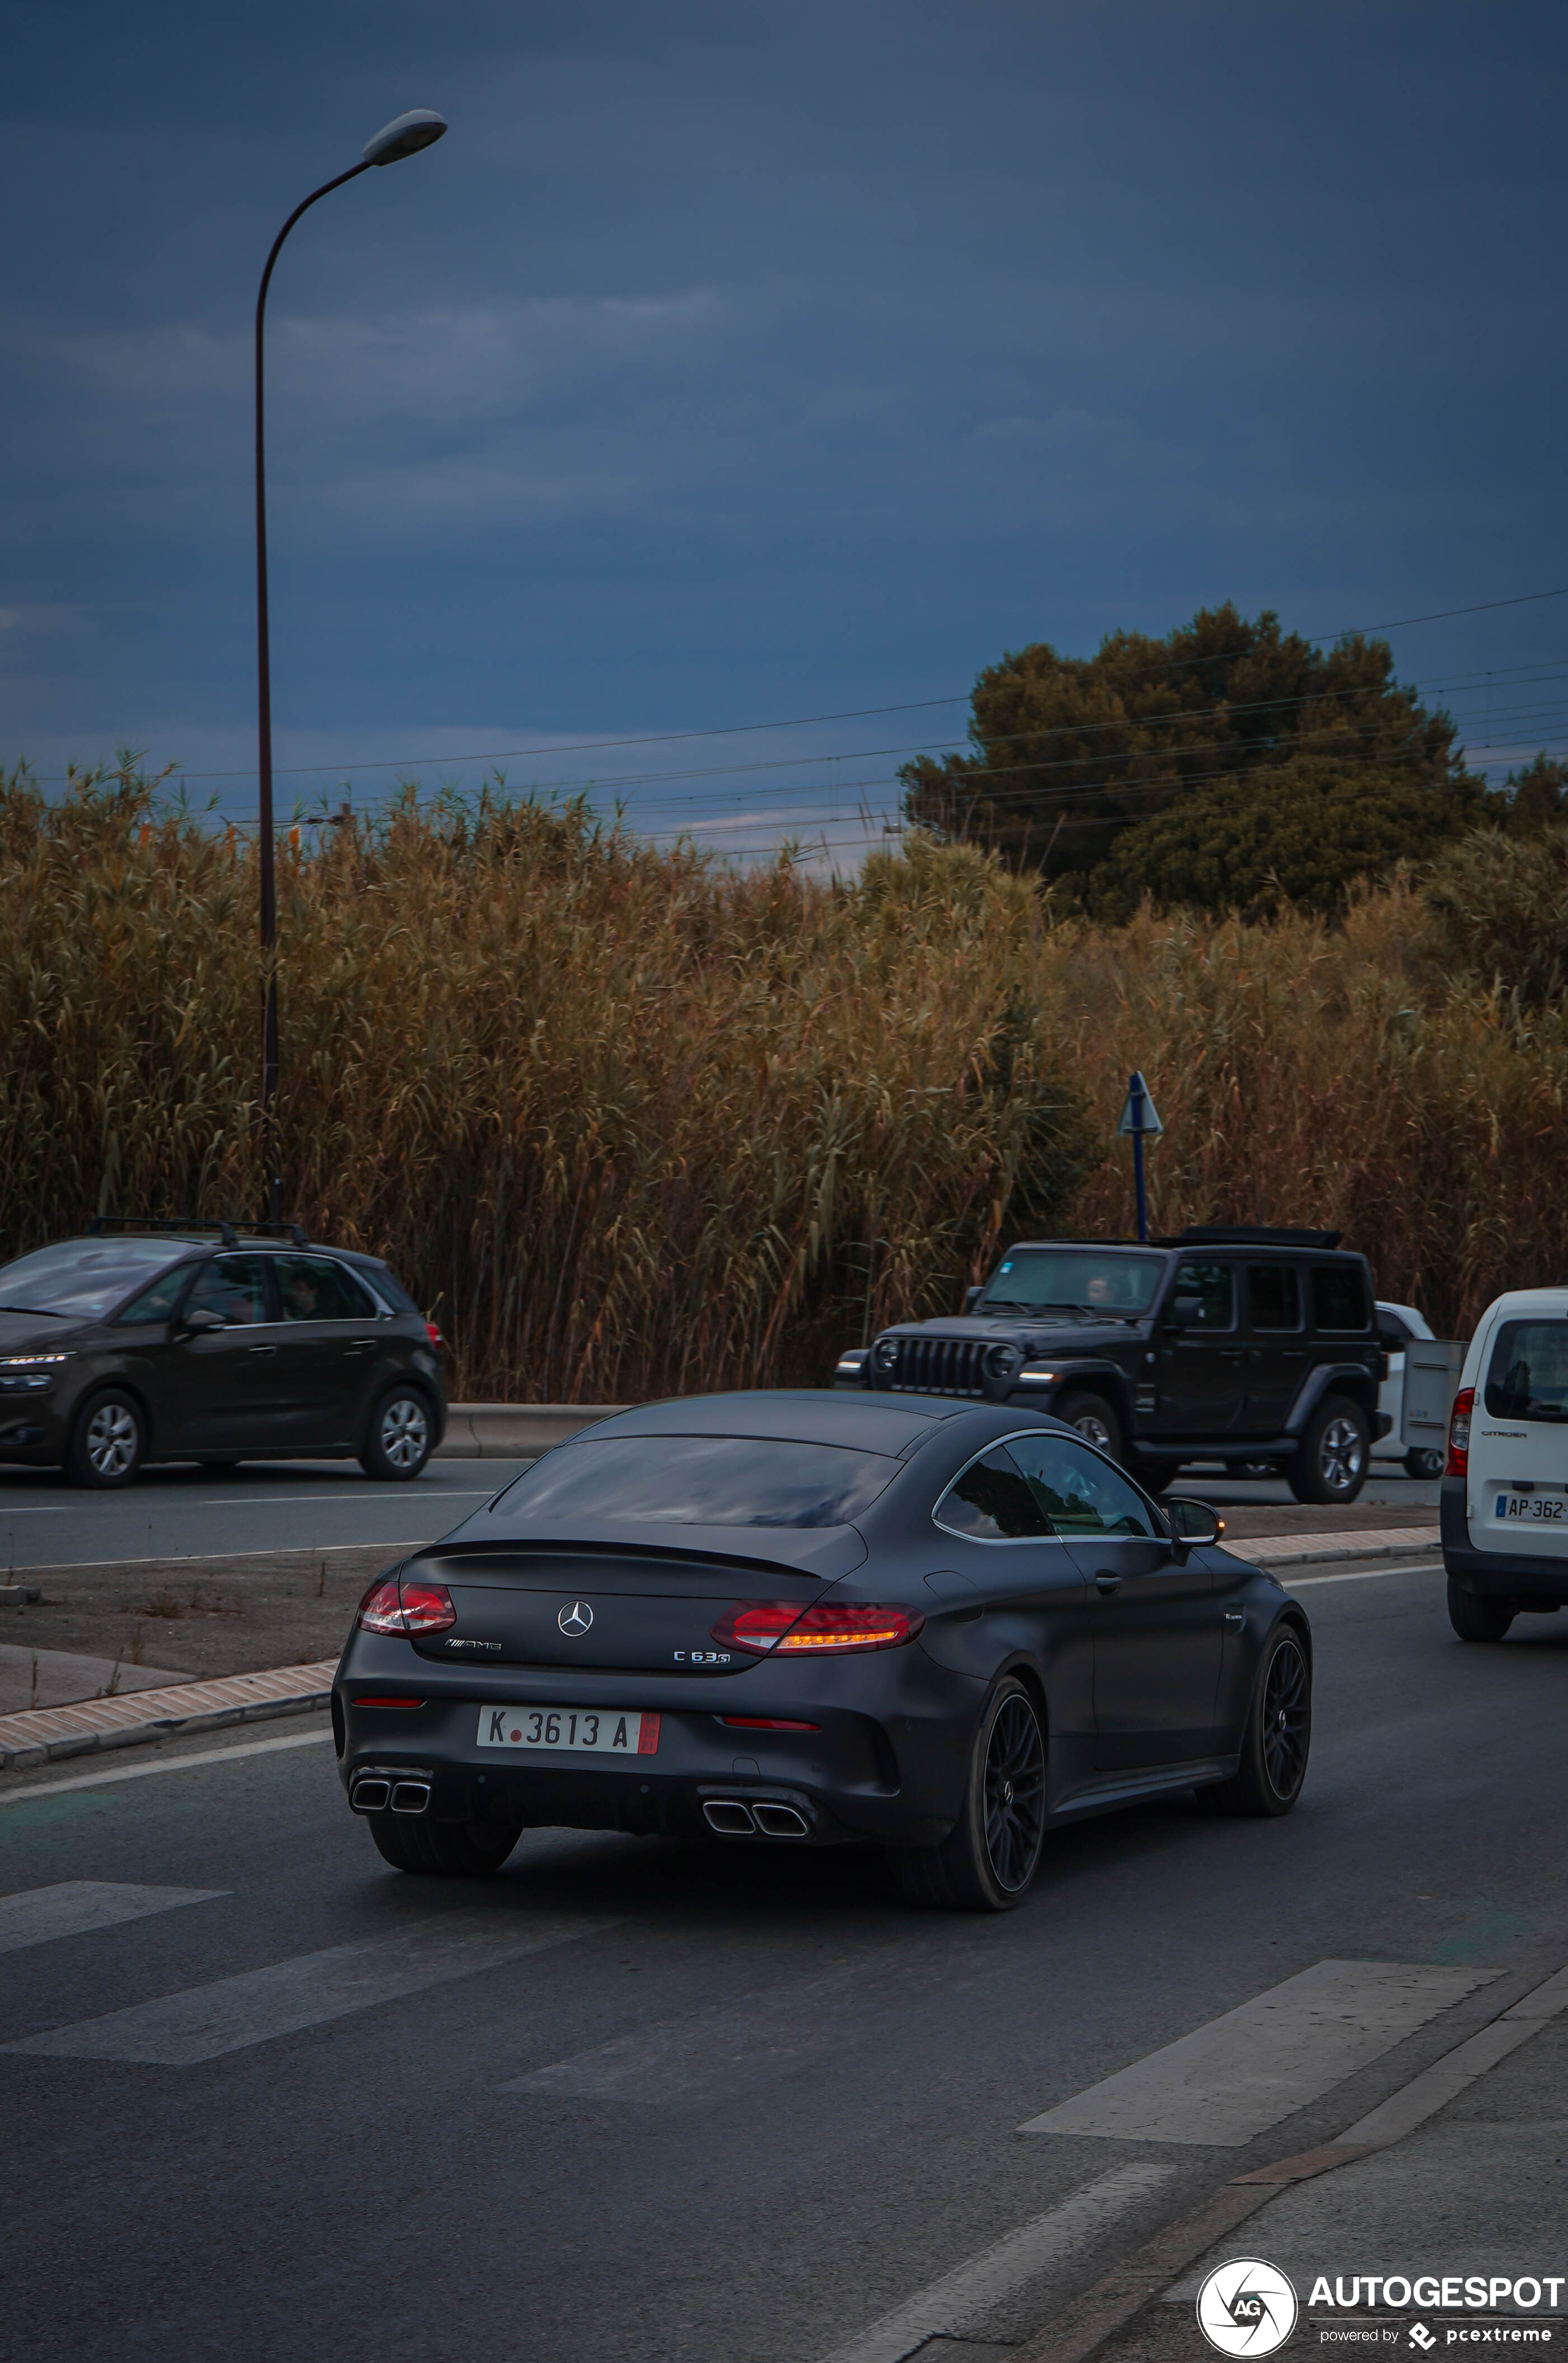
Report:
254,107,447,1221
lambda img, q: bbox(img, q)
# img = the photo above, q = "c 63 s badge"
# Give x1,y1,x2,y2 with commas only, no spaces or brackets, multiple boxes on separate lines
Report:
673,1650,731,1665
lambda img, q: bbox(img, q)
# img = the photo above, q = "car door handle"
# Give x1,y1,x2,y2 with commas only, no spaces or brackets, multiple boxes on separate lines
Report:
248,1344,277,1357
1095,1573,1122,1594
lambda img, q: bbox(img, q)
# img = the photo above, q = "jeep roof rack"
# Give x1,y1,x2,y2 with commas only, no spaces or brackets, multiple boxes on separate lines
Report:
85,1217,310,1248
1164,1224,1344,1250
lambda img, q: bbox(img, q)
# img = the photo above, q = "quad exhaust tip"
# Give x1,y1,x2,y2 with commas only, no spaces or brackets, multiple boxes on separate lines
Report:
703,1798,810,1839
351,1776,431,1815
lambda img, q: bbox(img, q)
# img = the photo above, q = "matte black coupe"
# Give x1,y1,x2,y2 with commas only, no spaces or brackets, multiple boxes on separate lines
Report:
335,1393,1311,1909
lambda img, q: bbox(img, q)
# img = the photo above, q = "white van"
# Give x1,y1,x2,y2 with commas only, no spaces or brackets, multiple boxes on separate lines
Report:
1374,1300,1445,1478
1441,1286,1568,1640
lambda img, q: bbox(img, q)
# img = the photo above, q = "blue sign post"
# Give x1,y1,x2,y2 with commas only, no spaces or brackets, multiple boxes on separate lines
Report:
1116,1071,1164,1243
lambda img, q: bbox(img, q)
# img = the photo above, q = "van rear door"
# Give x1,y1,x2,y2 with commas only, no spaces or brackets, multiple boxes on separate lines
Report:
1468,1310,1568,1555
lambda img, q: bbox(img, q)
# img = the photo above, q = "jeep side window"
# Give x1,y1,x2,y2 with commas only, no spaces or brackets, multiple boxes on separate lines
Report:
1171,1260,1235,1329
1247,1265,1301,1331
1311,1265,1369,1332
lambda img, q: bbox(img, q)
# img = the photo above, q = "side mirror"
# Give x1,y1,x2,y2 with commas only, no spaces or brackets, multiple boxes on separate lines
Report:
962,1286,983,1314
1167,1293,1204,1328
180,1307,227,1335
1166,1496,1223,1552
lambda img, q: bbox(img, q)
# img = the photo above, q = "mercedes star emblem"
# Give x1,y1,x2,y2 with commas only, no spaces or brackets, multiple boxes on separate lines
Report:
558,1601,593,1636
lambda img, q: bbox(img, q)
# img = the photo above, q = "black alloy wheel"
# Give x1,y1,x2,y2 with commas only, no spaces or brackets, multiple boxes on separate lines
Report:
65,1388,148,1489
1405,1447,1444,1480
359,1387,434,1481
1197,1623,1311,1817
1059,1391,1124,1465
368,1813,522,1874
891,1675,1047,1911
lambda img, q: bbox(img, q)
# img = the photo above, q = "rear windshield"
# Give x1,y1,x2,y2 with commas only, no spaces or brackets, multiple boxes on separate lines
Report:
978,1250,1165,1318
0,1237,192,1320
1484,1321,1568,1424
496,1434,902,1527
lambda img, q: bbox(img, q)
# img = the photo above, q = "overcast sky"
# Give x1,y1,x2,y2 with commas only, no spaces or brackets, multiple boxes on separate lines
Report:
5,0,1568,857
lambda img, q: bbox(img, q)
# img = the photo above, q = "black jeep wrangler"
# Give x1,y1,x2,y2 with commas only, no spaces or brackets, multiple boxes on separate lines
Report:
835,1226,1390,1503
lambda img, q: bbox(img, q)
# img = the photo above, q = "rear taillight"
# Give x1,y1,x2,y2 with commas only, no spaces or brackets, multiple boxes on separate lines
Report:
711,1601,925,1656
425,1321,444,1349
1446,1386,1474,1478
717,1715,821,1731
356,1575,456,1634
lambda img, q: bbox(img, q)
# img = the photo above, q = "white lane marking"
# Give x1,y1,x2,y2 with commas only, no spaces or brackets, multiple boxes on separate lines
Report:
0,1490,493,1515
1019,1960,1498,2147
2,1910,617,2065
1287,1562,1443,1587
504,1972,854,2104
0,1727,335,1806
0,1880,225,1955
0,1542,428,1575
816,2160,1180,2363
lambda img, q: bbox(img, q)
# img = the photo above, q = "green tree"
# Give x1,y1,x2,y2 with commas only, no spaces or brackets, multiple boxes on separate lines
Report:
1500,753,1568,835
900,603,1467,887
1083,758,1485,923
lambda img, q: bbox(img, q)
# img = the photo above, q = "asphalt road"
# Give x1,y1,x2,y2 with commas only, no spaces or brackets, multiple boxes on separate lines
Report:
0,1456,1441,1571
0,1457,538,1570
2,1549,1562,2363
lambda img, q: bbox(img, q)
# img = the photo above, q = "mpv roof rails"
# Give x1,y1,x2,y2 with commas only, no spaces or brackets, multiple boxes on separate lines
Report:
85,1217,310,1248
1166,1224,1344,1250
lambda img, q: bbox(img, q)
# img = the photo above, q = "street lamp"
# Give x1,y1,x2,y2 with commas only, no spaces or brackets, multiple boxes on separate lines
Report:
253,108,448,1221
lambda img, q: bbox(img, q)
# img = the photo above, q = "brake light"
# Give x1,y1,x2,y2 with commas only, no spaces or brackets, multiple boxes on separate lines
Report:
425,1322,444,1349
356,1576,456,1634
353,1696,425,1708
1446,1386,1474,1478
711,1601,924,1656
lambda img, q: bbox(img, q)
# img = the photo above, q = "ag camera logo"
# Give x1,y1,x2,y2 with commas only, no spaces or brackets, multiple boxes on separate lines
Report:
1197,2260,1299,2356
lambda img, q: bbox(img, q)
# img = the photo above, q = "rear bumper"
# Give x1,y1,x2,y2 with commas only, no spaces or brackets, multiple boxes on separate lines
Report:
1441,1478,1568,1600
333,1631,982,1849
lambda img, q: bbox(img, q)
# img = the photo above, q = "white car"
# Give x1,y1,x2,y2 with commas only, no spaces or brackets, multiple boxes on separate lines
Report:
1441,1286,1568,1640
1374,1300,1445,1477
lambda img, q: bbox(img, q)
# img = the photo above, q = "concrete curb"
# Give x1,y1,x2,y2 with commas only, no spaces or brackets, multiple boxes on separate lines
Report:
433,1403,623,1459
0,1658,338,1772
1241,1524,1440,1568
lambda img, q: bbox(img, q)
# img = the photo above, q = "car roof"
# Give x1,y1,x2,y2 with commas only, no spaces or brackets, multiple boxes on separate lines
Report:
572,1389,972,1456
59,1231,387,1266
1479,1289,1568,1320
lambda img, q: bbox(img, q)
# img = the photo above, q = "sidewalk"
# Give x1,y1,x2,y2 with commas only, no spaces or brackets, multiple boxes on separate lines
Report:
1038,1971,1568,2363
0,1657,338,1770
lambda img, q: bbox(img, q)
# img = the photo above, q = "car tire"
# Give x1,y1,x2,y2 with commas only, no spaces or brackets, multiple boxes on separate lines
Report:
65,1388,148,1489
367,1813,522,1875
1195,1622,1312,1818
1404,1447,1444,1480
1446,1578,1516,1642
1285,1395,1369,1504
359,1387,435,1481
1058,1391,1124,1464
890,1676,1047,1912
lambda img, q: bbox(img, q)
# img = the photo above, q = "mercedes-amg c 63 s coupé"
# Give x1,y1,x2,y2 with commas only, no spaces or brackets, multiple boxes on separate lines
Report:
333,1392,1312,1910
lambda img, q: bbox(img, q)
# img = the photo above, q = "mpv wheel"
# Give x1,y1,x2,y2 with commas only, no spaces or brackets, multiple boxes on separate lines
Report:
891,1676,1046,1912
1447,1578,1515,1642
1196,1623,1311,1817
359,1387,433,1481
1287,1394,1369,1504
1404,1447,1444,1480
66,1389,148,1489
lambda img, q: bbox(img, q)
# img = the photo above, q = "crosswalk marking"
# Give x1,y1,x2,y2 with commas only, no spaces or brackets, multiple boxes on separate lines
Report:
1019,1959,1498,2146
503,1970,854,2105
2,1910,616,2065
817,2161,1180,2363
0,1881,224,1956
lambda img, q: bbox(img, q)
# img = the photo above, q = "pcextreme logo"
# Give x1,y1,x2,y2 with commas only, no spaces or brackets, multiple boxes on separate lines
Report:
1198,2260,1301,2356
